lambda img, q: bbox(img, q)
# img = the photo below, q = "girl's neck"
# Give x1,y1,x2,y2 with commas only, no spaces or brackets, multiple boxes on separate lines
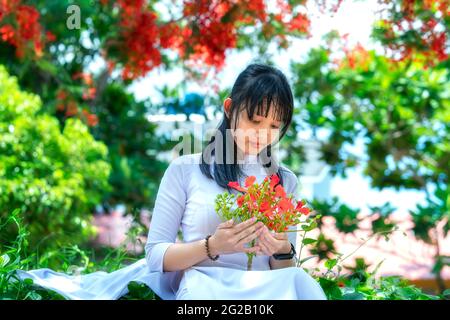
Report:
236,148,259,164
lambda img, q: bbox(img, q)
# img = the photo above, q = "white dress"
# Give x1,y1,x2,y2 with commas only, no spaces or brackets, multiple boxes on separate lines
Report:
15,152,327,300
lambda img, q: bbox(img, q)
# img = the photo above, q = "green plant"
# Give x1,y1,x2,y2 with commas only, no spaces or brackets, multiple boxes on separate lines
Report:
0,65,111,251
0,209,160,300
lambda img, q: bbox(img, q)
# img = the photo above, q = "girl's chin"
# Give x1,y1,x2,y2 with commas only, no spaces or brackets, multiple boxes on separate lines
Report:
245,143,263,154
250,142,262,150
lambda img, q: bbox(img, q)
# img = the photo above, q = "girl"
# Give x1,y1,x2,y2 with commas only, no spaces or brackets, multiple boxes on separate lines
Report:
145,63,326,300
15,63,326,300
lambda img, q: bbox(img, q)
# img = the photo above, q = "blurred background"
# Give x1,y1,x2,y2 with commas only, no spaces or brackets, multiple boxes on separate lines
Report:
0,0,448,298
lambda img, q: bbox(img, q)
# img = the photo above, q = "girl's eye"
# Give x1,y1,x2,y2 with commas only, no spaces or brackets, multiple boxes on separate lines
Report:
252,120,261,124
271,125,280,129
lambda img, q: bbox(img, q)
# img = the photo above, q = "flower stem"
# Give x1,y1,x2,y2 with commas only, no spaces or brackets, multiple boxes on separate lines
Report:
297,230,307,268
247,238,256,270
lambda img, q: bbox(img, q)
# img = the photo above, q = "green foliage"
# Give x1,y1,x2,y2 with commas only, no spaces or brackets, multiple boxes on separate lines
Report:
0,209,160,300
91,83,175,217
291,45,449,189
0,65,111,250
290,41,449,289
317,257,441,300
410,183,450,244
214,192,237,222
2,209,440,300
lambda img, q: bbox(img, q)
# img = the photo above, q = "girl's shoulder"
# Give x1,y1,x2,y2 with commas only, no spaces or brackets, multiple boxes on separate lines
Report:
167,152,202,180
171,152,202,166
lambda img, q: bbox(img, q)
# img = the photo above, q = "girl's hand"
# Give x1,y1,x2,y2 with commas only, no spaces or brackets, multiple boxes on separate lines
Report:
210,217,265,256
255,226,291,256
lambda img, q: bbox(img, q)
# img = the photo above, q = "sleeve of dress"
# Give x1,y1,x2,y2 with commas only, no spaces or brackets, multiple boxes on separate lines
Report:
144,157,187,273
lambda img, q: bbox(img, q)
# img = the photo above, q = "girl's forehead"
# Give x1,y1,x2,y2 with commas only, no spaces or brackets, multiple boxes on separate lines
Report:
250,106,283,122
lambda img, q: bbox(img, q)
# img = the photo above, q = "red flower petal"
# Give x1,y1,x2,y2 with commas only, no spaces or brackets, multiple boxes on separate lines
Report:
259,201,270,212
299,207,310,215
269,174,280,190
278,198,294,211
244,176,256,187
227,181,246,192
237,195,245,207
275,184,286,198
295,200,305,210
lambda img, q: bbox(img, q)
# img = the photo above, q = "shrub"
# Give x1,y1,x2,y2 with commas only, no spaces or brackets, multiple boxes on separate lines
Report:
0,65,111,251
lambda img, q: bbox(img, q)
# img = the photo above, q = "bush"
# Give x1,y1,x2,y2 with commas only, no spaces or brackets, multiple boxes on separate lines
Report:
0,65,111,251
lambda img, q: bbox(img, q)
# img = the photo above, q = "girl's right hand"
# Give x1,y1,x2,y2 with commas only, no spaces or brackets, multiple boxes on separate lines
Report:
209,217,264,256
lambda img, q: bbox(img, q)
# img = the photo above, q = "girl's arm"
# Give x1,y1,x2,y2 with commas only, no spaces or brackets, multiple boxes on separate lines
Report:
161,238,219,272
145,156,210,273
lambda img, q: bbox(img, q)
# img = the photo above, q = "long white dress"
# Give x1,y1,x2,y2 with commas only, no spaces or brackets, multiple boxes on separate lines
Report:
15,152,327,300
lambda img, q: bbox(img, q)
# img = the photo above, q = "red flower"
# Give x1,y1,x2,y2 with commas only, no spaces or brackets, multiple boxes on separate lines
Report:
45,31,56,42
278,198,294,212
259,201,270,213
295,200,305,211
287,13,310,34
269,174,280,191
0,25,15,42
227,181,246,193
237,195,245,208
275,184,286,198
298,207,310,215
82,110,99,127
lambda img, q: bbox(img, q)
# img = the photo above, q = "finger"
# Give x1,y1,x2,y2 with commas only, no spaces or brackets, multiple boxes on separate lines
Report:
235,221,263,240
232,217,258,234
217,218,234,229
243,245,260,254
236,226,264,246
273,232,288,240
260,230,277,252
261,227,277,246
258,238,272,256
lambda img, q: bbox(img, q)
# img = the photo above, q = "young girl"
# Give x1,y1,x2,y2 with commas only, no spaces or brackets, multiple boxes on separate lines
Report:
145,63,326,300
15,63,326,300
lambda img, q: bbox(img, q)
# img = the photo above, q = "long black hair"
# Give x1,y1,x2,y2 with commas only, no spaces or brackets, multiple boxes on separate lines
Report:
199,63,294,192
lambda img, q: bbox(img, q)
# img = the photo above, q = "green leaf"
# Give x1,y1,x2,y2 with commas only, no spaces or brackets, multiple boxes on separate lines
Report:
325,259,337,270
0,253,10,267
302,238,317,245
301,221,318,231
342,292,365,300
442,289,450,297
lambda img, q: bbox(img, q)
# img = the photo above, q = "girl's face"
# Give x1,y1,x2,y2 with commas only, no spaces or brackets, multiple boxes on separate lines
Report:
224,98,282,156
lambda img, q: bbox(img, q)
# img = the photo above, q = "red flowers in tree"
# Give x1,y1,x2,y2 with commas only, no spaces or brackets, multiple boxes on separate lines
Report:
100,0,315,80
375,0,449,67
0,0,53,58
72,72,97,101
113,0,162,80
55,86,98,127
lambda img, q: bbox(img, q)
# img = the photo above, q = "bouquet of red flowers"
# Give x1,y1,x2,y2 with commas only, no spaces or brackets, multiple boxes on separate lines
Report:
214,174,312,270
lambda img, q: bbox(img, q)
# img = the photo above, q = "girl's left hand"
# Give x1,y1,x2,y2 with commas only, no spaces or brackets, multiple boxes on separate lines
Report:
255,226,291,256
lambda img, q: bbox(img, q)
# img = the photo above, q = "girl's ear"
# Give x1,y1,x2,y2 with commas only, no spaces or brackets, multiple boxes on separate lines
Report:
223,97,232,118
